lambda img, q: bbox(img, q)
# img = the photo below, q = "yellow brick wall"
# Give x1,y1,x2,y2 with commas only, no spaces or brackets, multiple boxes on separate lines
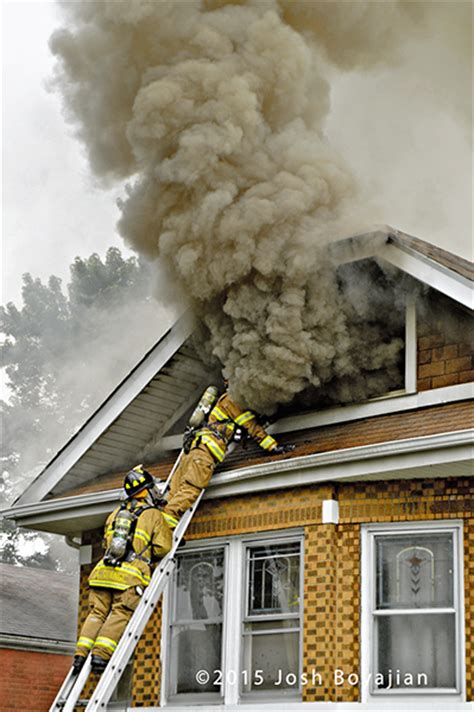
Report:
77,476,473,706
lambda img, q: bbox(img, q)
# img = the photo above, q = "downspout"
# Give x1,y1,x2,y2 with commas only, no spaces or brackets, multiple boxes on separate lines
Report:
65,535,81,549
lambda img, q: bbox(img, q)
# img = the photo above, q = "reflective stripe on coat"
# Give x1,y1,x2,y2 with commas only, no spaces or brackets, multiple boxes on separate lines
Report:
194,392,277,461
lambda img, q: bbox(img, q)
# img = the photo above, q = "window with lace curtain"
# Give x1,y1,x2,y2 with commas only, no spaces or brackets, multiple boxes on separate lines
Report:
362,521,464,701
241,541,302,695
164,533,303,704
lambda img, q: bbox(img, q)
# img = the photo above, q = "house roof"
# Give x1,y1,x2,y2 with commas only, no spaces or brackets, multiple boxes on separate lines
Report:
0,563,78,645
50,399,474,498
5,390,472,536
9,227,474,511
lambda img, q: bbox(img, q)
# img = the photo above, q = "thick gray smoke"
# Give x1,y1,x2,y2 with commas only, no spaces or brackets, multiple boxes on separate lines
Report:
49,1,471,412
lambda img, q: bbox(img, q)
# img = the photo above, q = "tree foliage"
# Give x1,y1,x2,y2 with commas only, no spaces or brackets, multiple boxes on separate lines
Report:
1,247,156,568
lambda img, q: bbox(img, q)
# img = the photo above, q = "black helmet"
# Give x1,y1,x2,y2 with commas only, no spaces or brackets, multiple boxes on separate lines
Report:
124,465,154,498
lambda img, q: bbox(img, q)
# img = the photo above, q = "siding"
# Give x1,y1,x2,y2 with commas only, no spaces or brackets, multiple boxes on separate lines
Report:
418,334,473,391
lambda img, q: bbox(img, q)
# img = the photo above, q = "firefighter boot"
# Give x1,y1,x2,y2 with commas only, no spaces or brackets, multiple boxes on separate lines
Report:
91,655,108,674
72,655,86,674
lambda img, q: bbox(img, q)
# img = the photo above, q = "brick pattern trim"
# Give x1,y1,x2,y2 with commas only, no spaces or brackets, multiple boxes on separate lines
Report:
76,477,473,706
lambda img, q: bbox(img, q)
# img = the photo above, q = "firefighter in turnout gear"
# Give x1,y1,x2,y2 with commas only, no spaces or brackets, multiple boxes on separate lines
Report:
73,466,172,674
162,387,294,529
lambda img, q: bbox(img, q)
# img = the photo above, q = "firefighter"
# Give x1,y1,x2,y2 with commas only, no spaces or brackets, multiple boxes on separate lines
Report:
72,466,172,674
161,386,294,529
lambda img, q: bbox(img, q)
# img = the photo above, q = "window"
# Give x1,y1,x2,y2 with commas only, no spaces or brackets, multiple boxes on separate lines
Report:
163,532,303,705
167,547,225,702
242,542,301,694
362,522,465,701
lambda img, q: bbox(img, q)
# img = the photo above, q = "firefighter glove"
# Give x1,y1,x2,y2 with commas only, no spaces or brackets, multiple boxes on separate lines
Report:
271,444,296,455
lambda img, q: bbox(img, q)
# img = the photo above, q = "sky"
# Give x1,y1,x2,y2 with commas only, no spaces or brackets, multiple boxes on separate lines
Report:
2,1,472,307
2,1,131,305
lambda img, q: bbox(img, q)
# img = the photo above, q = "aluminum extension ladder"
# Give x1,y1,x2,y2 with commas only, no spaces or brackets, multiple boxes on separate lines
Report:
50,451,198,711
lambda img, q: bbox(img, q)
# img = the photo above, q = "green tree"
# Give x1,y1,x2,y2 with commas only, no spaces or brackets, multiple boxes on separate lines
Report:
1,248,157,568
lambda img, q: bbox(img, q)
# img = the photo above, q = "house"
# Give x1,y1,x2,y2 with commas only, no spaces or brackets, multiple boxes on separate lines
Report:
3,227,473,710
0,563,78,711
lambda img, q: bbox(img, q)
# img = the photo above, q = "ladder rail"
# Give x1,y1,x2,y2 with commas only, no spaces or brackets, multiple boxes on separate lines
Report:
61,658,93,712
50,656,92,712
159,449,183,498
49,448,188,712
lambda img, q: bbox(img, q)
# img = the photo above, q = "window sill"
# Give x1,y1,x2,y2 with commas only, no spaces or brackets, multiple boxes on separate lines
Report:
133,699,472,711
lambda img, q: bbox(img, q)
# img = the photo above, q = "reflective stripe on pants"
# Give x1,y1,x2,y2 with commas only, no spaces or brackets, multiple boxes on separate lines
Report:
74,586,141,661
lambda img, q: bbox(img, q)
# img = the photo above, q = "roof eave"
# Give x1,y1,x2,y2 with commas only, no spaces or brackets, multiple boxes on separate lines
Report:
4,429,472,537
14,310,196,508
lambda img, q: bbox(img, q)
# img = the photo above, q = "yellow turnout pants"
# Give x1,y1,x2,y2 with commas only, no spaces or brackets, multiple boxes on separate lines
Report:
163,444,216,522
75,586,141,661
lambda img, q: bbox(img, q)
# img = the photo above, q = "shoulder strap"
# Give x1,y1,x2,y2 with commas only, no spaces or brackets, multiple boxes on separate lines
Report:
128,505,157,564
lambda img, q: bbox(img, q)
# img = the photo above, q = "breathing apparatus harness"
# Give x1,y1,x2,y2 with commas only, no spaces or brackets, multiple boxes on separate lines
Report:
103,499,155,567
104,466,163,568
182,385,247,454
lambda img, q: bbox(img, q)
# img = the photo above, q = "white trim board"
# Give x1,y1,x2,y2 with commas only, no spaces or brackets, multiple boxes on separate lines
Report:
130,703,474,711
4,429,471,536
378,242,473,310
328,227,473,310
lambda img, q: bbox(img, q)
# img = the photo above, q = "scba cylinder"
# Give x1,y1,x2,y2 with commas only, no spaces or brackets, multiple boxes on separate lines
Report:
188,385,219,428
104,509,134,566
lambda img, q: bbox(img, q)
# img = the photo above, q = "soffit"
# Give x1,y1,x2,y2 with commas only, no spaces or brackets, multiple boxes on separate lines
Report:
49,340,209,498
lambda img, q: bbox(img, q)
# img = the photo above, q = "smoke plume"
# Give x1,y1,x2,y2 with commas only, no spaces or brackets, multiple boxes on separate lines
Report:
50,1,471,412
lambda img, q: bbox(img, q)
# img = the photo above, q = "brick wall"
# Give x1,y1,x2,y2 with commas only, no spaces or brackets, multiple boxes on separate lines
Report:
0,648,72,711
418,333,473,390
77,476,473,706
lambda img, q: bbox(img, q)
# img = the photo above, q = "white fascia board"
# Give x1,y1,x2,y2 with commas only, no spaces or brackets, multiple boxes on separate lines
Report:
4,429,471,534
207,429,472,498
328,227,473,308
261,383,471,437
15,311,195,507
377,242,473,310
328,228,389,265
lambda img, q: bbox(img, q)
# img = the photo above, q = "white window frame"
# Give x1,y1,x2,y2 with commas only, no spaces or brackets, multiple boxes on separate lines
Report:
161,528,304,707
361,520,466,704
404,296,417,394
161,541,228,705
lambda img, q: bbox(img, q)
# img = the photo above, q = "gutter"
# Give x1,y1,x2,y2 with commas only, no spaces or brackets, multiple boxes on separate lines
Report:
0,633,75,655
3,429,472,529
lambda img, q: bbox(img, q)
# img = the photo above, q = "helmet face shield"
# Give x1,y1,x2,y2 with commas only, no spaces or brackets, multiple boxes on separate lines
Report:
123,465,155,498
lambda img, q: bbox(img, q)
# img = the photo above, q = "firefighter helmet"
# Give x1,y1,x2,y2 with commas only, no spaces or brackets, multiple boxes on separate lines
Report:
124,465,154,498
